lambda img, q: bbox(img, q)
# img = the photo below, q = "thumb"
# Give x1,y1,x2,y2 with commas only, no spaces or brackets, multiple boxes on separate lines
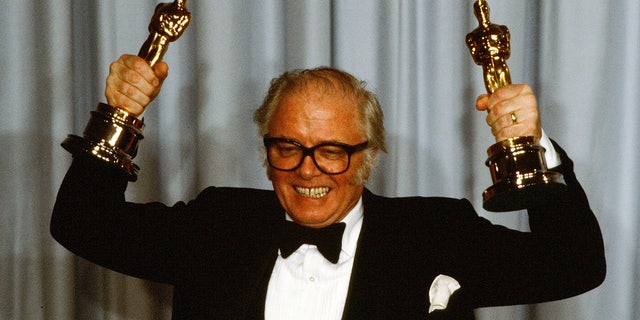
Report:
475,93,490,111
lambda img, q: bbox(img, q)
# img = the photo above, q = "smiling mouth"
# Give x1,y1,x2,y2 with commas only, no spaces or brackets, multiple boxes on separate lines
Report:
295,186,330,198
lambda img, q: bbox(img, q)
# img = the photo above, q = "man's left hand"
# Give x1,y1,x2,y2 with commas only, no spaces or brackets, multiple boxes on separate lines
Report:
475,84,542,142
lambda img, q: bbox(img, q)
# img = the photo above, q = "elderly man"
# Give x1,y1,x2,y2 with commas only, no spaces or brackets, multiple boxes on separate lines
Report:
51,54,605,319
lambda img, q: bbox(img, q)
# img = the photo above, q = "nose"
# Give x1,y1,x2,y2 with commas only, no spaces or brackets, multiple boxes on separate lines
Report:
296,154,322,179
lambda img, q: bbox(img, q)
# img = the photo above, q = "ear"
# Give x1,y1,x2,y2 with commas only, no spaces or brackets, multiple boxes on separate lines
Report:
361,146,379,181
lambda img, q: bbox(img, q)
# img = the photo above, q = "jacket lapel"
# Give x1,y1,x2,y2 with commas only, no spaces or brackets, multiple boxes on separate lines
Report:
341,190,475,320
242,245,279,319
238,200,284,319
202,191,284,320
342,189,425,319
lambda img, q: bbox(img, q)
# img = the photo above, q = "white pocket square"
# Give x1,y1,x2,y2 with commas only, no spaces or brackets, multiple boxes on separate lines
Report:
428,274,461,313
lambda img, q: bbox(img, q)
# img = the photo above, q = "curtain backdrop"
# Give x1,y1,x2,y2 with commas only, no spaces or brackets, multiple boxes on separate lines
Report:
1,1,638,319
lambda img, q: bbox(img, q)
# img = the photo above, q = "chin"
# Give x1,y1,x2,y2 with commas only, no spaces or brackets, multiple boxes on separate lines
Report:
290,209,339,227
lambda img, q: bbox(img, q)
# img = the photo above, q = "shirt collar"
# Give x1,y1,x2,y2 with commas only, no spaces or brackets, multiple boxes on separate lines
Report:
339,197,364,259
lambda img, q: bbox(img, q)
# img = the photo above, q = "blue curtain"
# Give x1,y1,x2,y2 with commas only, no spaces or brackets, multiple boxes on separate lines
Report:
1,1,637,319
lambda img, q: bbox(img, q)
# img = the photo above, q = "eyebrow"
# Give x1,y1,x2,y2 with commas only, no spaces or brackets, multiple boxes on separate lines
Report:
266,135,359,147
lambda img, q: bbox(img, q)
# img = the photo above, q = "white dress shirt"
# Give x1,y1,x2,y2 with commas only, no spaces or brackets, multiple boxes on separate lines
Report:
264,198,364,320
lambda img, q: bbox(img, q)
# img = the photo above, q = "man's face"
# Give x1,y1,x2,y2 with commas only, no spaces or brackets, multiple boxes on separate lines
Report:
267,86,368,228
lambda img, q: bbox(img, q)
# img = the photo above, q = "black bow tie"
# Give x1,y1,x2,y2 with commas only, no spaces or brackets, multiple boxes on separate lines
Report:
279,221,346,264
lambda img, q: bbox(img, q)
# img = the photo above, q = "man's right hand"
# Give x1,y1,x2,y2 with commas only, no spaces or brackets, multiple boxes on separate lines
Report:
105,54,169,116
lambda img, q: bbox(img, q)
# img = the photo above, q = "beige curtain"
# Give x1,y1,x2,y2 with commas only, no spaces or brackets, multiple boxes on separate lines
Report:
1,1,637,319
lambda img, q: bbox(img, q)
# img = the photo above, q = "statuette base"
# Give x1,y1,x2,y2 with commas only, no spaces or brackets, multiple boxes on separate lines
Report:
61,103,144,181
482,136,567,212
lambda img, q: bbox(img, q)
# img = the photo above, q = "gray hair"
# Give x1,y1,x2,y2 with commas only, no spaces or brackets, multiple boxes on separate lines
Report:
253,67,387,183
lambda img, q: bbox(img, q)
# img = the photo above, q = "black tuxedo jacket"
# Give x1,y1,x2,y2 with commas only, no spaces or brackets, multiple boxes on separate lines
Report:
51,144,605,319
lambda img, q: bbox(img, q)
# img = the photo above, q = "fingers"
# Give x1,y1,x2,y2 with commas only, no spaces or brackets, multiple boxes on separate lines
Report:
105,54,168,116
489,107,540,141
477,84,542,142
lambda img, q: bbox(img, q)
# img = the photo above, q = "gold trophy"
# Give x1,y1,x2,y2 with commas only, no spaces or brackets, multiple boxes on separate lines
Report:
466,0,566,212
62,0,191,181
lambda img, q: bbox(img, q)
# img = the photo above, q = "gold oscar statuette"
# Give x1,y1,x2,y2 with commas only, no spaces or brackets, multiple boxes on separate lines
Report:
62,0,191,181
465,0,566,212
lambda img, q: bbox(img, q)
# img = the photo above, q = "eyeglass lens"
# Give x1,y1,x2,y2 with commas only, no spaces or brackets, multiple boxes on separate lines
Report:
267,141,351,174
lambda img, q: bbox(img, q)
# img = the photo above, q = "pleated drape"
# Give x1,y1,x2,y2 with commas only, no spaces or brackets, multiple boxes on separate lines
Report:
1,1,637,319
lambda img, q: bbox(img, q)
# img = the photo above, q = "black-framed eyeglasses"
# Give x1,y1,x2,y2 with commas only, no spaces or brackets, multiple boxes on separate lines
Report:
263,136,369,175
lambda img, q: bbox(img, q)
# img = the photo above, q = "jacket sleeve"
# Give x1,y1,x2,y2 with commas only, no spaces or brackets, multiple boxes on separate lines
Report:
50,155,193,284
455,140,606,308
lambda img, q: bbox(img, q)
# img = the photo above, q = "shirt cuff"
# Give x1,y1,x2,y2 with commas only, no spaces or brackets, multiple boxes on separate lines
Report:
539,128,561,168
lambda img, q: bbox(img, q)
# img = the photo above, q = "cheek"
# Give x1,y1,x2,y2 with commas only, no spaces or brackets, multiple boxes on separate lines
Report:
332,175,364,204
269,171,288,191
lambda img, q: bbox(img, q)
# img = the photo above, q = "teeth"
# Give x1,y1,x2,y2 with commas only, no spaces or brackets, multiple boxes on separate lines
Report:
295,187,330,198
